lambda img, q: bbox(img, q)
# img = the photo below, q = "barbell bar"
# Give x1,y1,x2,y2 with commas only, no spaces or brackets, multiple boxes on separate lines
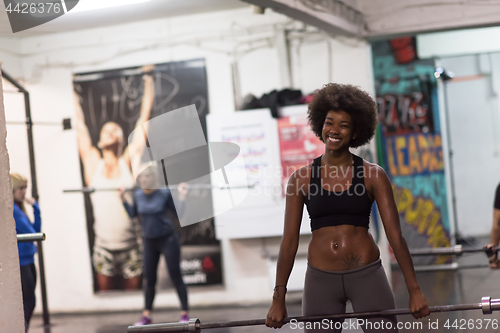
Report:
63,184,254,193
6,118,72,130
410,244,496,256
392,262,490,272
63,187,135,193
127,296,500,333
17,232,45,242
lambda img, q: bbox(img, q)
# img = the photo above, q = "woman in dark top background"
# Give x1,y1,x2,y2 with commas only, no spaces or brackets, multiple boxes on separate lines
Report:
266,84,429,332
484,183,500,267
120,165,189,325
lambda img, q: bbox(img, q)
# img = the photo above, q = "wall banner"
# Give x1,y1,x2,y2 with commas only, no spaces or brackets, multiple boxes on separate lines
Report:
73,59,223,292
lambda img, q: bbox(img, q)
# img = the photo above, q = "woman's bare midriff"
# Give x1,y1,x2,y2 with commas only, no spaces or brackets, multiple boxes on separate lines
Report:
308,225,380,271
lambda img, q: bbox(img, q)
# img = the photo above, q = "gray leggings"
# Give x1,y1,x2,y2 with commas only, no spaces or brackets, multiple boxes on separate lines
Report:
302,259,398,333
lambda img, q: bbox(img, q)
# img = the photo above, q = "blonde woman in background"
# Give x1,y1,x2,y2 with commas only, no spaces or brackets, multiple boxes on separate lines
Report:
12,173,41,332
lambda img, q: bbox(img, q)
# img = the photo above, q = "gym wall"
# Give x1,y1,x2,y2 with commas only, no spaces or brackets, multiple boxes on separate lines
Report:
1,7,374,313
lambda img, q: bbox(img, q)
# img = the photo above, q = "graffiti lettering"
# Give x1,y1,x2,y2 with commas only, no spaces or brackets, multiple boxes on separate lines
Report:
386,133,443,177
393,185,450,264
377,93,433,135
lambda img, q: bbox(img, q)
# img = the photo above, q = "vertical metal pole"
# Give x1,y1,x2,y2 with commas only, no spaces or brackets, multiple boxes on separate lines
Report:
231,61,241,111
23,85,50,328
2,70,38,197
24,91,39,201
1,71,39,200
441,81,460,243
36,240,50,327
434,63,458,247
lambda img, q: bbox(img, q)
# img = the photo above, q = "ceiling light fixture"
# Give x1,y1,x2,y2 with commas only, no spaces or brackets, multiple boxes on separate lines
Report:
68,0,152,13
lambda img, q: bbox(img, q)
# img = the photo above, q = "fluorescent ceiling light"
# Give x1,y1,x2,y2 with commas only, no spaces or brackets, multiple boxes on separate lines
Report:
69,0,152,13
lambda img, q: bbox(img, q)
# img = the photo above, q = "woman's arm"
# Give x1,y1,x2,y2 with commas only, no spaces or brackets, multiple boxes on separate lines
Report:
486,208,500,267
370,165,429,319
23,197,41,232
123,65,155,170
32,201,41,232
73,91,101,186
266,170,306,328
489,209,500,246
119,188,138,218
488,185,500,247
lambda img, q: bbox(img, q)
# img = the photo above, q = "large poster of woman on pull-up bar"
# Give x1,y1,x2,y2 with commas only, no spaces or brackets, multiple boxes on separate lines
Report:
73,59,223,293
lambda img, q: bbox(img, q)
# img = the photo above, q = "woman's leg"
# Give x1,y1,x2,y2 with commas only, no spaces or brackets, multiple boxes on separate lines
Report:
143,238,161,312
123,245,143,290
92,245,116,291
20,263,37,331
302,264,347,333
161,233,188,312
344,260,398,333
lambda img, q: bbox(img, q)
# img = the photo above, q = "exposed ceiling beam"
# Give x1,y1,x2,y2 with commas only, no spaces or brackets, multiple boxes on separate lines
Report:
241,0,500,41
359,0,500,39
241,0,365,37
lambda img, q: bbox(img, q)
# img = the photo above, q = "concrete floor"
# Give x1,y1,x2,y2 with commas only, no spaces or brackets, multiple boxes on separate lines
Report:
29,237,500,333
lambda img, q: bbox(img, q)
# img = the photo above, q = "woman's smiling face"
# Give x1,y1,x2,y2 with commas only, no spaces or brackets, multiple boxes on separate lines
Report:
322,110,354,151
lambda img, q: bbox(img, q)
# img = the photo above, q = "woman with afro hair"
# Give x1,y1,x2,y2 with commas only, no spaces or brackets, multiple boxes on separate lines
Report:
266,83,429,332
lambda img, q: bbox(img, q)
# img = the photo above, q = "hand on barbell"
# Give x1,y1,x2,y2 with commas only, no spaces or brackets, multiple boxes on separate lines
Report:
486,244,500,269
483,244,498,266
489,260,500,269
409,289,430,319
266,300,287,329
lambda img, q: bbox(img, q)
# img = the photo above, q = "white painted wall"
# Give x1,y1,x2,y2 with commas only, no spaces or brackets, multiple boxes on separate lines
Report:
437,54,500,236
418,27,500,236
1,7,376,313
0,38,23,78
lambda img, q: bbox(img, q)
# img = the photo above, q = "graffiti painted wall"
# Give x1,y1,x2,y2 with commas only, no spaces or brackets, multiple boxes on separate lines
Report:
372,41,451,264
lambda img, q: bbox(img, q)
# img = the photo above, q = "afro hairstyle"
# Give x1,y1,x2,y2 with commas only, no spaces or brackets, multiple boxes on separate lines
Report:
307,83,378,148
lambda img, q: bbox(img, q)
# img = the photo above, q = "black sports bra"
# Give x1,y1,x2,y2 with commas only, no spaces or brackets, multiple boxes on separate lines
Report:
305,154,372,231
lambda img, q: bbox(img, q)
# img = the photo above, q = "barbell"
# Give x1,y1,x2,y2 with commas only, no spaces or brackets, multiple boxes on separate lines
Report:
63,184,254,193
127,296,500,333
409,244,496,256
6,118,71,130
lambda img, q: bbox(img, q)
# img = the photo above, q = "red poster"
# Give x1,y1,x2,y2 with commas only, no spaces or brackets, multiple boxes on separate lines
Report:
278,116,324,196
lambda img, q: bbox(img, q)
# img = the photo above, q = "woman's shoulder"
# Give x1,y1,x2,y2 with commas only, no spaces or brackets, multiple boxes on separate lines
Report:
359,158,389,188
13,205,27,220
293,161,315,179
360,158,385,175
158,188,173,198
287,160,315,191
